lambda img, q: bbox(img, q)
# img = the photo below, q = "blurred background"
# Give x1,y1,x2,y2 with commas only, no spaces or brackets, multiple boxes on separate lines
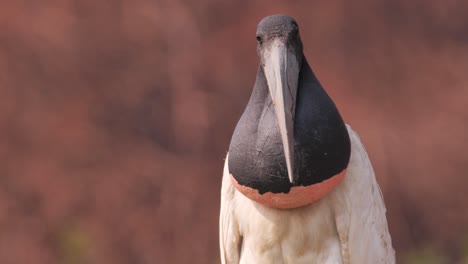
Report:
1,1,467,263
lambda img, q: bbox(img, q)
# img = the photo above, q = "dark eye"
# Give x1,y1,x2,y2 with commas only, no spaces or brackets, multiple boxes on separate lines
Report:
256,35,262,44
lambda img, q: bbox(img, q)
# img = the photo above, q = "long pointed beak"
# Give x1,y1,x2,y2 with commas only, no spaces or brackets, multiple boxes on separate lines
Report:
263,41,300,184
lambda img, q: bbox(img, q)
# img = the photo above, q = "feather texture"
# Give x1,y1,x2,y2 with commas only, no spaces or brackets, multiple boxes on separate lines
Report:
219,125,395,263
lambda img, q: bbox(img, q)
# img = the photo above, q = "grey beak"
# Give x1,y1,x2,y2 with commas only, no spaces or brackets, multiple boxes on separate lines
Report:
263,40,300,184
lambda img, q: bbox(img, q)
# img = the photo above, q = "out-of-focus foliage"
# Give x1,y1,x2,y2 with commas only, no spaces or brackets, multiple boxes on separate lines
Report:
0,0,467,263
402,246,448,264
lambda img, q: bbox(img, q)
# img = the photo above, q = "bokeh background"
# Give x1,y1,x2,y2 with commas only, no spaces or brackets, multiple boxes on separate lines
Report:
1,1,468,263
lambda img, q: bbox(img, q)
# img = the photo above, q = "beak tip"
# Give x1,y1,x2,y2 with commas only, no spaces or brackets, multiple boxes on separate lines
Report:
287,171,297,185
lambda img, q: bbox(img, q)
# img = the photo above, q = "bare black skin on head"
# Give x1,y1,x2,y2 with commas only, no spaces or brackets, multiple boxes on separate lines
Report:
256,15,303,67
228,15,351,194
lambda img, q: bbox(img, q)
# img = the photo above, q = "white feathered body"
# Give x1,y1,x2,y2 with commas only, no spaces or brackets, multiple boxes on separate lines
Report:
220,125,395,264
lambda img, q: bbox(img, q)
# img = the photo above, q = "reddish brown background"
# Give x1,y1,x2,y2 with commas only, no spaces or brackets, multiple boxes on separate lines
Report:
1,1,468,263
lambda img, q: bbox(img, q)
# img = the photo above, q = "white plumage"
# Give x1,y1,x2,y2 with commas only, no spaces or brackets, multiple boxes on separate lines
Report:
220,125,395,264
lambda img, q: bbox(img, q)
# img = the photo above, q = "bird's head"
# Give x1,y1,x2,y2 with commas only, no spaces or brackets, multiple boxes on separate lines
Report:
228,15,350,209
256,15,303,184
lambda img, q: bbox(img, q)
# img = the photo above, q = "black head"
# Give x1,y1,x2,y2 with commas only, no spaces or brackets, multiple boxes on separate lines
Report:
256,15,303,69
227,15,351,208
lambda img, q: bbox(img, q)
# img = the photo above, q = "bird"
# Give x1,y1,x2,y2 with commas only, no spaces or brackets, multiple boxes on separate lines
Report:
219,15,395,264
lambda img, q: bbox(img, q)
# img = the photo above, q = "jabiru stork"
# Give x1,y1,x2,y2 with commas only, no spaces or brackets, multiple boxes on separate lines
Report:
219,14,395,264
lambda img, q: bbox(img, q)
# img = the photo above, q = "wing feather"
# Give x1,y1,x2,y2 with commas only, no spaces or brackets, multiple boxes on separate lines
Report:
219,155,242,264
331,125,395,263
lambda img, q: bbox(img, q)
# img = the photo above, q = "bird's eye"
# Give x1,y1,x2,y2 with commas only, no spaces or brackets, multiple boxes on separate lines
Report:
256,35,262,44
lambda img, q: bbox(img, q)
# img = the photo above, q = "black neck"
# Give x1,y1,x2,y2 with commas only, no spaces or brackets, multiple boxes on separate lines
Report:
228,57,351,194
